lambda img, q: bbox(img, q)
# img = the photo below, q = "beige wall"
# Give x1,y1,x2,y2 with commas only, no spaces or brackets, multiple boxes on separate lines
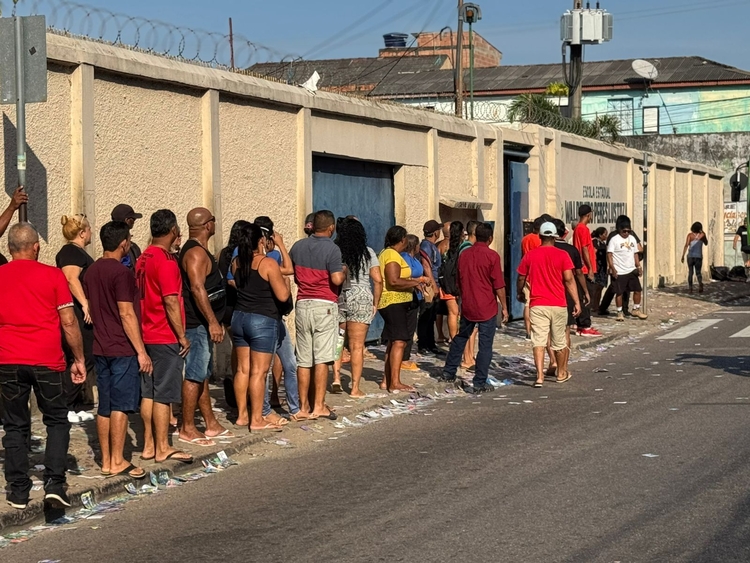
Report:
0,33,724,296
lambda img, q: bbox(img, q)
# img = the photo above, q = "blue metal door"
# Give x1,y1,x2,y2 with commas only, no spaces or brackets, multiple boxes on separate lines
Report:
312,156,395,341
508,161,529,320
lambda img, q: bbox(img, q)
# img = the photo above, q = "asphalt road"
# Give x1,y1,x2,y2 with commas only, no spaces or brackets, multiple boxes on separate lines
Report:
8,308,750,563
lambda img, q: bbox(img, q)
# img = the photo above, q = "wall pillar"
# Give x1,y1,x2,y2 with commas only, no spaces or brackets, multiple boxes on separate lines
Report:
296,108,312,238
427,128,439,218
201,89,222,252
494,129,505,254
473,126,485,201
669,167,677,283
70,63,95,255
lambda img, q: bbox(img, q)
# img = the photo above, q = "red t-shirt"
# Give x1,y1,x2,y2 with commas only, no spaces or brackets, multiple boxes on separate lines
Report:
573,223,596,275
517,245,574,308
457,242,505,322
0,260,73,371
135,246,184,345
521,233,541,257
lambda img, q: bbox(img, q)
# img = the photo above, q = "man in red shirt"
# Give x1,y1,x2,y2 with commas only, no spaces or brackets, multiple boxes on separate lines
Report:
439,223,508,394
0,223,86,510
520,215,551,339
135,209,193,465
517,221,581,387
572,205,601,337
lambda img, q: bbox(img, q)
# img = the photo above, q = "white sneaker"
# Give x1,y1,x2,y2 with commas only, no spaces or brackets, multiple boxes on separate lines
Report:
76,411,95,422
67,411,81,424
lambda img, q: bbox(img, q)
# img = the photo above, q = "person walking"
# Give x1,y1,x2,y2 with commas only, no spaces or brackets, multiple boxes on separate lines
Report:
682,222,708,293
378,226,428,393
84,221,152,479
521,215,551,340
0,223,86,510
289,210,345,420
111,204,143,270
517,222,581,387
591,227,609,311
572,205,602,337
458,220,480,370
135,209,193,464
417,220,442,352
231,222,291,431
56,214,96,424
598,215,641,316
439,223,508,394
607,219,648,321
332,217,383,397
178,208,235,446
733,223,749,278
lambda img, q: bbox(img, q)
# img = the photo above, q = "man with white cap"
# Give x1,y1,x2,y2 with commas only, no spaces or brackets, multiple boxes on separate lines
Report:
517,221,581,388
111,204,143,270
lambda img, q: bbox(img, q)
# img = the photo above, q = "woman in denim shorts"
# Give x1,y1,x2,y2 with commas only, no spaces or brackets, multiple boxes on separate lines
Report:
332,217,383,398
230,222,290,432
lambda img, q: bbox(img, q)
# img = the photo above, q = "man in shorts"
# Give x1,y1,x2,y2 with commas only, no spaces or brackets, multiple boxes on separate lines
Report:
572,205,602,337
135,209,193,464
84,221,152,478
517,221,581,387
607,219,648,322
520,215,552,339
289,210,345,420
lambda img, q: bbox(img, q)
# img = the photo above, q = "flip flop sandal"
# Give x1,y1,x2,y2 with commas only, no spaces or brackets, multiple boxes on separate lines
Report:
205,429,236,439
331,382,343,393
290,413,319,422
264,415,289,427
534,381,544,388
250,423,283,432
314,410,338,421
108,463,147,479
160,451,194,464
556,374,573,383
178,437,216,447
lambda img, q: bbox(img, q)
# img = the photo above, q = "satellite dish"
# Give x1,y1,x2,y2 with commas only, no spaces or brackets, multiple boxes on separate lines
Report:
632,59,659,81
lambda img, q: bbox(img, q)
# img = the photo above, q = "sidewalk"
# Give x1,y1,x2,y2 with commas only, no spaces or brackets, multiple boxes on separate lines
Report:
2,279,749,532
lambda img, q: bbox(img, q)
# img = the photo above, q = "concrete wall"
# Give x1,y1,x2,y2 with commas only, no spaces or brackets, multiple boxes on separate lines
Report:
0,33,724,296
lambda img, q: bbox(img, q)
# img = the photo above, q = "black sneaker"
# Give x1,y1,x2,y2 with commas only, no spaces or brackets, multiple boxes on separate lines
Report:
418,348,435,357
44,490,71,508
428,348,446,356
437,373,456,383
469,383,496,395
7,496,28,510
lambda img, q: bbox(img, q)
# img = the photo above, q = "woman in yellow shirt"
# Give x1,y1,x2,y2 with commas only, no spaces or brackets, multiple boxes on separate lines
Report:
378,226,428,392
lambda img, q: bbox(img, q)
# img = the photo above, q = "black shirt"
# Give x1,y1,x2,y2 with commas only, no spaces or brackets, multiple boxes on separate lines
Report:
55,243,95,310
555,241,583,270
737,225,748,248
178,239,226,330
234,257,280,321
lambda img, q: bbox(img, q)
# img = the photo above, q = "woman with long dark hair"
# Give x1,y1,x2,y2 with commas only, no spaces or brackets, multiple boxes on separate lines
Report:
437,221,464,344
378,226,428,392
332,217,383,397
682,221,708,293
230,222,290,431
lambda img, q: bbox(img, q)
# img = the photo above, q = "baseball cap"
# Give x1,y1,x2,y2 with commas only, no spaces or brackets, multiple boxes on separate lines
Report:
111,204,143,222
539,222,557,237
423,220,442,234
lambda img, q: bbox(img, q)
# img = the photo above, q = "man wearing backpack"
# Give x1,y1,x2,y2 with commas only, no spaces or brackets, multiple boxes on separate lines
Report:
418,221,443,355
438,223,508,394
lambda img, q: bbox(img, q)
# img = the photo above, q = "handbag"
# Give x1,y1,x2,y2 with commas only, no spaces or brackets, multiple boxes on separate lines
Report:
422,282,436,304
276,296,294,317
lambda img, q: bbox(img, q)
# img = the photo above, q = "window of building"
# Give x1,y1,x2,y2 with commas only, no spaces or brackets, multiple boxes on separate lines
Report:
643,107,660,134
607,98,634,135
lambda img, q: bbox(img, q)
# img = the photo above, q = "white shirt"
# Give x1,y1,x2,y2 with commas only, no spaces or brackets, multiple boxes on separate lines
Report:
607,234,639,275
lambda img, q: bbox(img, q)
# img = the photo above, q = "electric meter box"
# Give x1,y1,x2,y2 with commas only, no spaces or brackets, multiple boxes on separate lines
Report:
560,9,613,45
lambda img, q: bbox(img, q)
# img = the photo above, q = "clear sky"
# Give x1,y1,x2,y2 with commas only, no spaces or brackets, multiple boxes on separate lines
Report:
36,0,750,69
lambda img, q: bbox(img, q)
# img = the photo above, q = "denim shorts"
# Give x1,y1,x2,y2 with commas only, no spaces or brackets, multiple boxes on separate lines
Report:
185,326,214,384
231,311,279,354
95,355,140,416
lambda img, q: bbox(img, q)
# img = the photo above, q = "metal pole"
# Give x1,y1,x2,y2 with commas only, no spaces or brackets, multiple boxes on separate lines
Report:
455,0,464,118
14,16,27,223
229,18,235,70
469,22,474,120
569,0,583,119
746,159,750,235
641,152,650,311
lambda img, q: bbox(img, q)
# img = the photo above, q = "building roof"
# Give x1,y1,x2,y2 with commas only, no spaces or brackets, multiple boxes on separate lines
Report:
249,55,450,92
369,56,750,98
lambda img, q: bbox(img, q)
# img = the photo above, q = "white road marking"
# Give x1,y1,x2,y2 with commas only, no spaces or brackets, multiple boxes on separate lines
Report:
730,325,750,338
716,311,750,314
657,319,723,340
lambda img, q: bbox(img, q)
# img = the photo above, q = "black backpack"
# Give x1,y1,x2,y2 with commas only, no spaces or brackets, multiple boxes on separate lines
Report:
438,250,460,296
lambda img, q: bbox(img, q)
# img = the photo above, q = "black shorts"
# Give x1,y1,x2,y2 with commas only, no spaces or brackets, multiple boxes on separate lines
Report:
142,344,184,405
380,301,419,343
436,299,448,315
614,271,642,296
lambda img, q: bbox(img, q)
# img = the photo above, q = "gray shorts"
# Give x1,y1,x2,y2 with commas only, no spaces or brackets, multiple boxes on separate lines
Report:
142,344,184,404
338,285,374,325
295,300,338,368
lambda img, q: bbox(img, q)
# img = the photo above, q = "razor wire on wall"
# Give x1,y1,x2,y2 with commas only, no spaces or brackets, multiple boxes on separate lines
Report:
3,0,297,68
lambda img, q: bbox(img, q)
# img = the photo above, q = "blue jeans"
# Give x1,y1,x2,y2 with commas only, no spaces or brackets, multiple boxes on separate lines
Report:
185,326,214,383
263,322,300,416
443,316,497,387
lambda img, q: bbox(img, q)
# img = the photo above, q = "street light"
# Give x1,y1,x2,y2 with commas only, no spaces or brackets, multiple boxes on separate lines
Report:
460,3,482,120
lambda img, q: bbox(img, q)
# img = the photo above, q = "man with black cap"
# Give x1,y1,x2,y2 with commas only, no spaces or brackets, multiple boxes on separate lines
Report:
417,220,442,355
111,204,143,270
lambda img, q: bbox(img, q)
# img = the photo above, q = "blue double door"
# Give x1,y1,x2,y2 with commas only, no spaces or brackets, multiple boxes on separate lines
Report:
507,160,530,321
312,156,395,341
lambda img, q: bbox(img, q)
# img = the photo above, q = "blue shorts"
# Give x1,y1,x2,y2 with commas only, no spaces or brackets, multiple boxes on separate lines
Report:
231,311,279,354
95,355,140,416
185,326,214,384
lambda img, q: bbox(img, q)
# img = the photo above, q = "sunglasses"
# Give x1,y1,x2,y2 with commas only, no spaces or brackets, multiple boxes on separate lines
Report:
201,216,216,226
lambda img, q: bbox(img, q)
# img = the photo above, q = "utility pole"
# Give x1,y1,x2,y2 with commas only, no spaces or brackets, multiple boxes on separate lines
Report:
640,152,650,311
228,18,235,69
569,0,583,119
455,0,464,118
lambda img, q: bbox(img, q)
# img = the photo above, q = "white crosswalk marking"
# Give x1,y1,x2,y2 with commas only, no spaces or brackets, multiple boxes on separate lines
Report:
730,325,750,338
657,319,723,340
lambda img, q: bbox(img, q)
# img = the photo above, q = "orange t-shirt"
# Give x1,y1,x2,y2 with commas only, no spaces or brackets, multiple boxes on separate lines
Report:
521,233,542,256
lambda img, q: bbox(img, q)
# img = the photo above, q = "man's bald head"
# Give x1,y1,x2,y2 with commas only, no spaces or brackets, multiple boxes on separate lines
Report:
8,222,40,258
187,208,213,229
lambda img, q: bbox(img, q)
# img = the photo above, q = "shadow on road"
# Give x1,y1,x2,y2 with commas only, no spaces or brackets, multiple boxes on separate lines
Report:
676,353,750,379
